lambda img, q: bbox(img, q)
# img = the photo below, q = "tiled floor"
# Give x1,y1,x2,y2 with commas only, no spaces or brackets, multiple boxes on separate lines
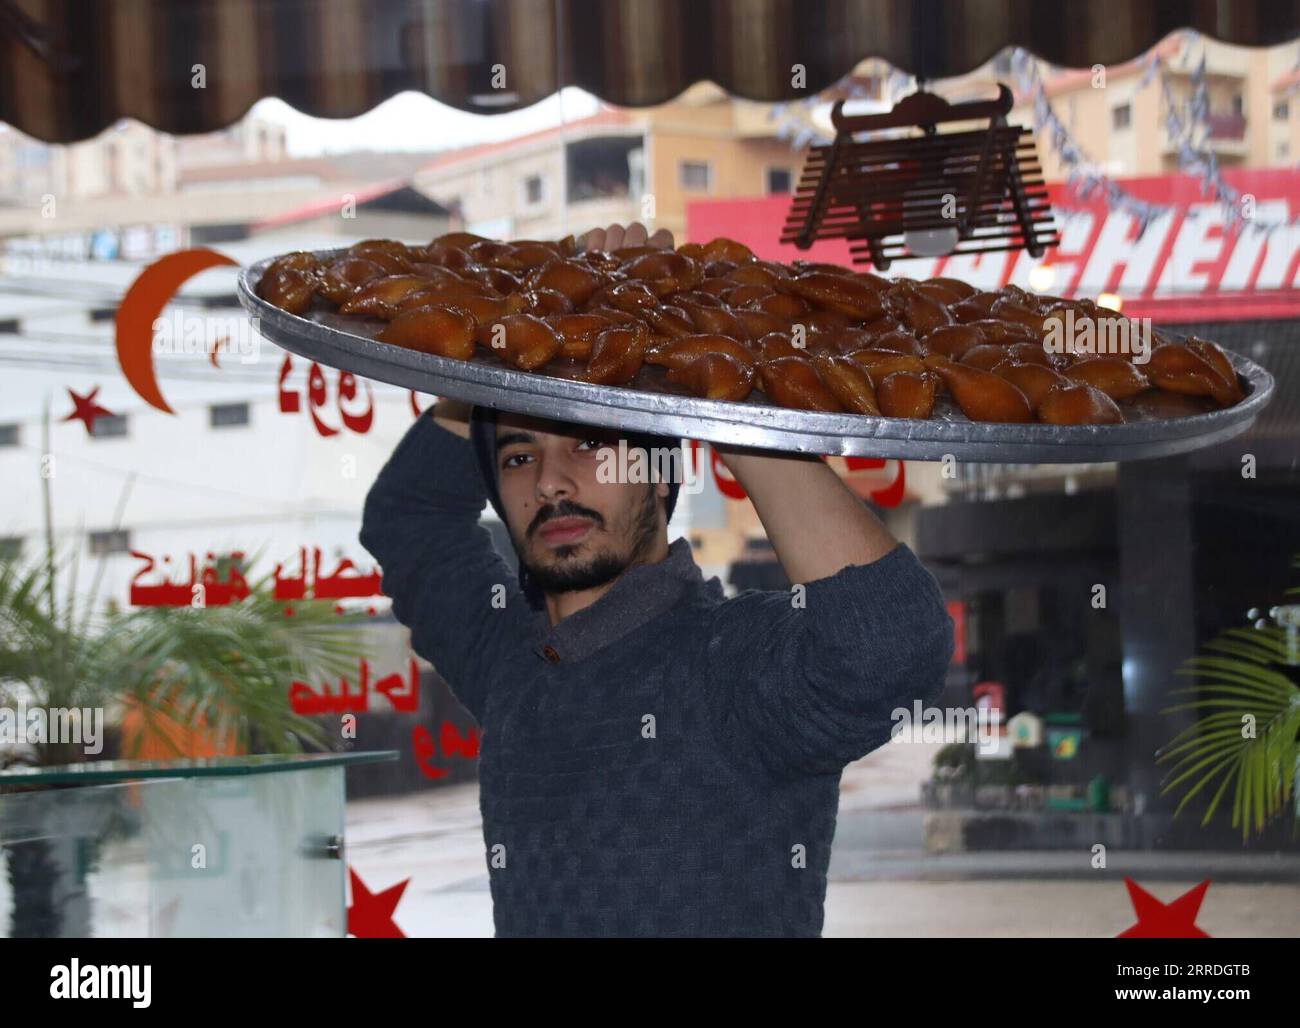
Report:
344,739,1300,938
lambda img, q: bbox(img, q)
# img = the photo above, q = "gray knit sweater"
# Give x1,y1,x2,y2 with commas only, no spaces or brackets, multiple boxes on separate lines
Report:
359,412,954,937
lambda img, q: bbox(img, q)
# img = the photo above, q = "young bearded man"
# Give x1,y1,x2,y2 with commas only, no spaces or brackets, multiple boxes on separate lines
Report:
359,222,954,938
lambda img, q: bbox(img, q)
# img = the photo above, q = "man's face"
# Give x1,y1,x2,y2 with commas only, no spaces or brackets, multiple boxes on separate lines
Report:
494,413,670,594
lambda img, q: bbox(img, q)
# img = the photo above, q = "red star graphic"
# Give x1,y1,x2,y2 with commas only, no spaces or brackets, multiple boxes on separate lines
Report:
346,867,409,938
1117,878,1212,938
63,386,116,435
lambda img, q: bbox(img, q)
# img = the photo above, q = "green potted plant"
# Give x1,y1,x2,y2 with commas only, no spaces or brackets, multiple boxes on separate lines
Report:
0,547,367,936
1158,555,1300,840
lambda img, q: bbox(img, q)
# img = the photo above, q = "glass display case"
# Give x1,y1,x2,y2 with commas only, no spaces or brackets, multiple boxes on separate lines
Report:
0,753,396,938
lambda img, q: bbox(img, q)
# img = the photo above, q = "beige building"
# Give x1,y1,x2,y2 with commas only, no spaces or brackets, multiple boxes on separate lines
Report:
413,83,810,244
929,35,1300,181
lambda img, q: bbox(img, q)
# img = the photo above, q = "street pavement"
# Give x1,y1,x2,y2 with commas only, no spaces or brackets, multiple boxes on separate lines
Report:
345,739,1300,938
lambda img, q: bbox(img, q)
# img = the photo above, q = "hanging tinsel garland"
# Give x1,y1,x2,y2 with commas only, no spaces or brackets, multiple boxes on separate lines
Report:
771,36,1293,240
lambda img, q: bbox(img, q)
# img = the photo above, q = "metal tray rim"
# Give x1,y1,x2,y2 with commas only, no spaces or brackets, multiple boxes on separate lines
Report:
236,252,1276,463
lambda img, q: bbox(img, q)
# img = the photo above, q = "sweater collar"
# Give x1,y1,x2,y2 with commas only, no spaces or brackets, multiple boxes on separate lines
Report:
528,537,721,665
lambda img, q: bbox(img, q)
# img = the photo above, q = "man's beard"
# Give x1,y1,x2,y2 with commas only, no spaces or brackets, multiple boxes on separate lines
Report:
520,486,660,595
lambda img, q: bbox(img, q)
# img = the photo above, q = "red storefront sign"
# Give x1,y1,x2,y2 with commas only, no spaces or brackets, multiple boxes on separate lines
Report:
687,169,1300,324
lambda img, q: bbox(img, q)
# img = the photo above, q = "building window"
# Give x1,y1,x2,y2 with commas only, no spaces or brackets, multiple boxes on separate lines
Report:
88,529,131,556
679,160,712,191
1111,103,1132,131
766,167,793,194
0,537,22,562
1231,93,1244,116
210,402,250,429
1279,141,1290,160
1274,100,1290,122
523,174,544,205
0,423,18,447
91,414,128,439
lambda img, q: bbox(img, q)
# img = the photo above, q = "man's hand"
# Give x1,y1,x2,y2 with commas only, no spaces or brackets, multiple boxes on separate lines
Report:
579,222,674,252
432,397,472,439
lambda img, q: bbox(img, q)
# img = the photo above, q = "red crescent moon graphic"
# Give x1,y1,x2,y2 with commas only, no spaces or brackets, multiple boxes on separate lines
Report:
115,248,238,414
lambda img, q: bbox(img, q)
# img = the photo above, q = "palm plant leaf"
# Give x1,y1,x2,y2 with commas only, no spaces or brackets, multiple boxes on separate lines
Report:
1158,618,1300,839
0,548,369,767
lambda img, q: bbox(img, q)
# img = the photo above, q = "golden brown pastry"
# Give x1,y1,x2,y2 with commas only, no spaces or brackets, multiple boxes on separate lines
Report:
877,371,938,419
1146,343,1240,407
528,260,605,306
645,334,758,371
491,313,562,370
316,256,388,304
620,251,704,296
734,308,789,340
758,356,843,412
666,352,756,402
1037,383,1125,425
1064,357,1151,400
960,344,1020,371
922,323,986,359
868,330,926,357
757,331,803,361
811,355,881,415
887,282,954,337
990,361,1068,410
548,313,615,360
339,275,444,319
378,305,478,360
585,323,651,386
1184,337,1245,405
844,349,928,385
925,356,1033,423
778,272,885,320
257,267,316,315
964,318,1039,344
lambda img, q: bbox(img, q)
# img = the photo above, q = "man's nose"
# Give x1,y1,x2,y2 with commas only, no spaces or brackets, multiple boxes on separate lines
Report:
534,451,578,504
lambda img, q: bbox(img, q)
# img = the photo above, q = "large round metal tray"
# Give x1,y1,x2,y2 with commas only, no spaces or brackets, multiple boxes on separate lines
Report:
237,252,1274,463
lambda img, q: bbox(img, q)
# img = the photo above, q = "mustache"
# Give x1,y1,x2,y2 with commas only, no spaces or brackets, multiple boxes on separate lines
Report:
527,499,605,539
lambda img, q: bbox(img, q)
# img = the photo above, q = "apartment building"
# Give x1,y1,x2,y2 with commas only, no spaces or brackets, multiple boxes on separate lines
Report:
413,83,811,244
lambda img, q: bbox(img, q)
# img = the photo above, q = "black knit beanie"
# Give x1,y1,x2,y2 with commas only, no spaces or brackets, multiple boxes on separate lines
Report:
468,405,683,606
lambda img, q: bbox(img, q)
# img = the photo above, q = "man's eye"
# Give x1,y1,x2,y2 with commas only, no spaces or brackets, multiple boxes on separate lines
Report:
501,452,531,468
576,439,606,452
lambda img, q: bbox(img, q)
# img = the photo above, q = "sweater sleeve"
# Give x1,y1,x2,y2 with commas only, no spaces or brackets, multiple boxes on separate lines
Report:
701,542,954,781
358,411,535,724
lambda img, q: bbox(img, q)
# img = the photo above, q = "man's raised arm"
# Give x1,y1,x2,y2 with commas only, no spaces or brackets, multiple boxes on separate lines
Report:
358,398,535,723
701,448,954,780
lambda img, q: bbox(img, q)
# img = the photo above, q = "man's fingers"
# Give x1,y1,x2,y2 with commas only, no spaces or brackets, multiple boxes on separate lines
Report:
622,222,649,248
581,223,673,252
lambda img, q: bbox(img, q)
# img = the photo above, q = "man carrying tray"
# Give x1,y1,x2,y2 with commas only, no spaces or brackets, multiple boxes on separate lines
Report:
359,222,954,938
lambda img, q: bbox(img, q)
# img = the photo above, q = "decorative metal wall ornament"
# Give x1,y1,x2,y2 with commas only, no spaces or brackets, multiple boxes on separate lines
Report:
782,84,1059,270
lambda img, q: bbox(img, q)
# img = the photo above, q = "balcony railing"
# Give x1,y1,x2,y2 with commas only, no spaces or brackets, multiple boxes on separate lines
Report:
1206,112,1247,141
